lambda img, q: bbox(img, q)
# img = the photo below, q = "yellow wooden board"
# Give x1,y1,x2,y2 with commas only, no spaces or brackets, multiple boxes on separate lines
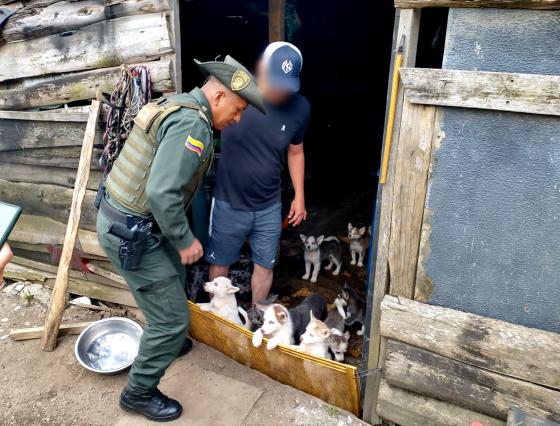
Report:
188,301,360,415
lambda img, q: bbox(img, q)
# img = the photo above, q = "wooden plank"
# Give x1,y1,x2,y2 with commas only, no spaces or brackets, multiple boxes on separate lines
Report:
394,0,560,9
86,263,127,287
0,56,175,110
268,0,286,42
1,147,103,169
10,256,128,290
0,117,103,152
362,9,421,425
0,13,173,82
400,68,560,116
42,100,101,351
4,262,53,281
0,180,98,229
380,296,560,390
384,339,560,422
0,109,88,121
388,103,437,298
507,407,560,426
0,162,102,190
170,0,182,93
69,301,126,315
42,277,136,307
189,302,360,415
377,380,505,426
1,0,171,44
9,322,94,341
9,214,105,257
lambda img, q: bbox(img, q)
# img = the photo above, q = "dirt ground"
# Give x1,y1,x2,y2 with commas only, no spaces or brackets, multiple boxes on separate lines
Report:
0,288,367,426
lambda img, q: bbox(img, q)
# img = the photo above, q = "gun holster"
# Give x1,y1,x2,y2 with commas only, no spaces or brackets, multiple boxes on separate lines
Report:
108,219,152,272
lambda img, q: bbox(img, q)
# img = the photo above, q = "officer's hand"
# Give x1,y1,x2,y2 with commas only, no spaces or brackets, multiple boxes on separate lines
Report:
179,239,203,265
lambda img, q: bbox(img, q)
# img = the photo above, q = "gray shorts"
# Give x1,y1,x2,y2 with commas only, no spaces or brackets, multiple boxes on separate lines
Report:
205,198,282,270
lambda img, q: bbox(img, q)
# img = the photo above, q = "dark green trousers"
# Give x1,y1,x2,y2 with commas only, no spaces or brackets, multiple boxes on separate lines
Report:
96,210,189,394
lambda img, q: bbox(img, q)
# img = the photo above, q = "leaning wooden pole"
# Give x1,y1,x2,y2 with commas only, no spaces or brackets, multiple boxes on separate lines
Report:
41,100,101,351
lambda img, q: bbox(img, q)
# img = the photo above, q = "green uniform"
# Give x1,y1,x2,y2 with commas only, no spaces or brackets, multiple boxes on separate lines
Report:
96,88,214,394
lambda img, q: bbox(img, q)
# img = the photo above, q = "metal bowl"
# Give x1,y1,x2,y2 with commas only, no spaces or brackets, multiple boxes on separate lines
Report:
74,317,143,374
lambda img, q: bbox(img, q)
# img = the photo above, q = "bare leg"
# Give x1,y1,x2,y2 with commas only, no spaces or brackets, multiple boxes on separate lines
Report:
208,264,229,281
252,263,273,306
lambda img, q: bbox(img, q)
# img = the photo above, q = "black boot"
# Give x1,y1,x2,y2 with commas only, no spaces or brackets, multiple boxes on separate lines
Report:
119,388,182,422
177,338,194,357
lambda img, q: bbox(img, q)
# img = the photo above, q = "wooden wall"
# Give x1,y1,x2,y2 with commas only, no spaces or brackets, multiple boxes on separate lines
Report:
0,0,179,260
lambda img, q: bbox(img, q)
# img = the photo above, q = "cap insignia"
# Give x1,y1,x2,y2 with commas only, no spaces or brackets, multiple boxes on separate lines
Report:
231,69,250,91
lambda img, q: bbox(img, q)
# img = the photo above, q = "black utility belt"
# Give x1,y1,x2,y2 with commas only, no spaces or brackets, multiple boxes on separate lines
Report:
99,196,154,271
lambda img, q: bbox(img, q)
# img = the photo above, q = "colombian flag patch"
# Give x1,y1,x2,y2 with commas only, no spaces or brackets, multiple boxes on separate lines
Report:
185,135,205,157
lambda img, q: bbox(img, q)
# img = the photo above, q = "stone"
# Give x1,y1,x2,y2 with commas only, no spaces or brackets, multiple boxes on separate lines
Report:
23,284,52,305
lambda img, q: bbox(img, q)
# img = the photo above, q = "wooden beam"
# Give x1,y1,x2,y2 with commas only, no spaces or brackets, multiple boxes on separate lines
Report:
0,56,175,110
42,277,137,307
42,100,101,351
400,68,560,116
170,0,182,93
0,116,103,152
394,0,560,9
507,407,560,426
9,322,94,341
377,380,505,426
1,147,102,170
1,0,171,44
0,13,173,82
69,301,126,315
0,180,98,229
384,339,560,422
380,296,560,390
362,9,421,425
9,214,105,257
268,0,286,42
0,162,102,190
387,103,436,298
85,263,127,287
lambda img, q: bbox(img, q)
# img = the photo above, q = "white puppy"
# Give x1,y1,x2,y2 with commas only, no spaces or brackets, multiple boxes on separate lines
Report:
291,311,331,359
252,304,294,350
197,277,248,327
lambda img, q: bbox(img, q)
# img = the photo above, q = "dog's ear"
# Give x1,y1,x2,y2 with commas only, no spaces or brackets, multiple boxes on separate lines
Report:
348,223,352,231
359,227,366,236
317,235,324,245
227,285,240,294
300,234,307,243
309,310,317,322
344,331,350,340
321,327,331,338
277,310,288,324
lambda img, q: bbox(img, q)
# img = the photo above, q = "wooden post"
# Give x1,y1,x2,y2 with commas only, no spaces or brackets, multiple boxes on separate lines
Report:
362,8,421,424
41,100,101,351
268,0,286,42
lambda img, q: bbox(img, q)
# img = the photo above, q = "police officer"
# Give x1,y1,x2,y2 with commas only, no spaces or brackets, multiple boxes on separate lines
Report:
96,56,264,422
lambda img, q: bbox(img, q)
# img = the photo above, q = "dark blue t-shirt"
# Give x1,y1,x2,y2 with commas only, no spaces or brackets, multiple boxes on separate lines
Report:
214,94,310,211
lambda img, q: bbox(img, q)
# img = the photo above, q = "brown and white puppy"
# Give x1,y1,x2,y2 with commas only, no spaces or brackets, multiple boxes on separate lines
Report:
252,294,327,350
348,223,370,267
252,304,294,350
197,277,249,328
291,311,332,359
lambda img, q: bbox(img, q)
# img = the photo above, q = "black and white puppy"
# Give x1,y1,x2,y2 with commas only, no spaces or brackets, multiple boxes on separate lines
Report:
325,297,350,361
348,223,370,267
339,286,367,336
246,294,278,331
252,294,327,350
300,235,342,283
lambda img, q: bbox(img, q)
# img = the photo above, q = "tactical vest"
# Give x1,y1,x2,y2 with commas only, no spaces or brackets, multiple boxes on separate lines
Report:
105,97,212,217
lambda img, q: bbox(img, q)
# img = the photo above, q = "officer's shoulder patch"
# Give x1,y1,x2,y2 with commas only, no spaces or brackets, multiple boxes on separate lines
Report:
185,134,205,157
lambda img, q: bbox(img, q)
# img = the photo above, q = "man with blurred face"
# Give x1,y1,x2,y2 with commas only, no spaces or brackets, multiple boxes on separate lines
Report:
207,42,311,305
97,56,263,422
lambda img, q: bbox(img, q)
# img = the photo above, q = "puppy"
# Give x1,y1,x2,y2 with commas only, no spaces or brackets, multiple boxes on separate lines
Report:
328,329,350,362
348,223,370,267
291,311,331,359
325,297,350,361
246,294,278,331
300,235,342,283
339,286,367,336
197,277,249,327
252,294,327,350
